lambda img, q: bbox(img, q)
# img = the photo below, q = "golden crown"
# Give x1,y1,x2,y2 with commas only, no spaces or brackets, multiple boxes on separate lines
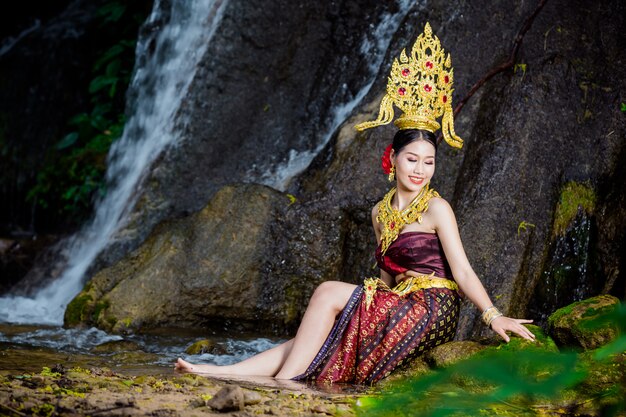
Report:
355,23,463,149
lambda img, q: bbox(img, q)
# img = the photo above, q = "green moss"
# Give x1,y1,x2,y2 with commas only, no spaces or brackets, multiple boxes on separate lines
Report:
30,403,55,417
40,367,62,378
549,297,616,328
553,181,596,236
93,300,110,322
480,325,559,355
283,279,303,326
64,293,94,326
548,296,620,350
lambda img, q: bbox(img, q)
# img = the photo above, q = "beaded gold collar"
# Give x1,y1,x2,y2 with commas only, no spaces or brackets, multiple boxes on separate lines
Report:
376,184,440,255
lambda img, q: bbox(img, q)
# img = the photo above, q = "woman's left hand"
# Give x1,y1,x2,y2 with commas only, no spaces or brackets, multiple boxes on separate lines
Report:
490,316,535,342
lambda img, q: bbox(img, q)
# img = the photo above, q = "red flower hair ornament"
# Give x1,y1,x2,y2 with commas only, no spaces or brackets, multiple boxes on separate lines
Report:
381,143,393,174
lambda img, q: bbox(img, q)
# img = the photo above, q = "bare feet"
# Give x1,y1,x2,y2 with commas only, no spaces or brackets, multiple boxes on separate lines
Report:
174,358,224,374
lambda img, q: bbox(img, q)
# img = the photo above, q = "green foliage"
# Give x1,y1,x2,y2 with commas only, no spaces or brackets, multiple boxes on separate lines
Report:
26,1,150,224
356,303,626,417
620,103,626,113
39,367,61,378
553,181,596,236
514,63,527,80
516,220,535,237
286,193,297,205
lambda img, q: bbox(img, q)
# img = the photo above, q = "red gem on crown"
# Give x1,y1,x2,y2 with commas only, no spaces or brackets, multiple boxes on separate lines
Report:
424,84,432,92
390,221,395,229
426,61,433,69
442,95,447,103
401,68,410,77
398,87,406,96
444,75,450,83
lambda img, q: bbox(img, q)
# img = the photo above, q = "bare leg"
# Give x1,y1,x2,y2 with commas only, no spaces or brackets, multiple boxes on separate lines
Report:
175,281,356,378
175,338,294,376
274,281,357,379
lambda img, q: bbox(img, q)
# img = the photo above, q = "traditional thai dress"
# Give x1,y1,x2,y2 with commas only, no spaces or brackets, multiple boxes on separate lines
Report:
293,231,460,384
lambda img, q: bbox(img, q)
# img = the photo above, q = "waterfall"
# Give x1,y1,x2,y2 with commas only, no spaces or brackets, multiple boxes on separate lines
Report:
259,0,415,191
0,0,229,325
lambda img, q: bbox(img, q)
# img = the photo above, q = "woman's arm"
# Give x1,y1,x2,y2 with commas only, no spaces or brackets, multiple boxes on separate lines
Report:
429,198,535,342
372,203,394,287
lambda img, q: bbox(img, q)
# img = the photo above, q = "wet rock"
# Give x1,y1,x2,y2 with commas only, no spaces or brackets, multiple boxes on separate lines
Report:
185,339,227,355
547,295,620,350
206,384,245,412
91,340,142,354
424,341,486,368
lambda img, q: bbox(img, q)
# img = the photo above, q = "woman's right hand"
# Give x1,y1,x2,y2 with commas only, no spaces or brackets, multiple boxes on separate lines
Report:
490,316,536,342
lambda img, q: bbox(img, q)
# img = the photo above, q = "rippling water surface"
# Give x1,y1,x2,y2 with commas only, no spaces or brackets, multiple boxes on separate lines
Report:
0,323,284,371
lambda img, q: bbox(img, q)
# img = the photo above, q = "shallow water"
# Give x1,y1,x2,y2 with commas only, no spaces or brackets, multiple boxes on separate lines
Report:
0,323,284,370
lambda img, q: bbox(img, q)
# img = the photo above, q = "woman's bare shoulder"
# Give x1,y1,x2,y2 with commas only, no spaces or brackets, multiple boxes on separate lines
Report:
428,196,455,220
371,201,381,217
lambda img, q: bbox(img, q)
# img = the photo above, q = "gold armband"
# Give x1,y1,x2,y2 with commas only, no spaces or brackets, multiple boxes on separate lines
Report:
481,306,503,328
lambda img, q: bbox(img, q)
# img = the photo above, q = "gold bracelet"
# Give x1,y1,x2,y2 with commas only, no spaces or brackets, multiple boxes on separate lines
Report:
481,306,503,328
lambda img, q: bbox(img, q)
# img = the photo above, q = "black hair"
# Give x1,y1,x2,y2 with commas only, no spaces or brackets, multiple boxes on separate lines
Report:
391,129,437,154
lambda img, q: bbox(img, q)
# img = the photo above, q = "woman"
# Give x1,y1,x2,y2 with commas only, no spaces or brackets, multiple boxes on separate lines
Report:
175,23,535,384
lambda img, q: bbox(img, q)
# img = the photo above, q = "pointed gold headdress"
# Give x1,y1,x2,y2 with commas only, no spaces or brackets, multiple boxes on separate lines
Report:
355,23,463,149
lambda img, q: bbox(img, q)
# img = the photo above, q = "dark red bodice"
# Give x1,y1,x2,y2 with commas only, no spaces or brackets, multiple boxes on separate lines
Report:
375,231,453,278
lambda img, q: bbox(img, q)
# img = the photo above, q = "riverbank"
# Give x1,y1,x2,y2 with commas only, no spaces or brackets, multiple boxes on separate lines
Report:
0,346,361,417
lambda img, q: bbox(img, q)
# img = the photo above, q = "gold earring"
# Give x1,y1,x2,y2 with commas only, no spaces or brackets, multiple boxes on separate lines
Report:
388,166,395,182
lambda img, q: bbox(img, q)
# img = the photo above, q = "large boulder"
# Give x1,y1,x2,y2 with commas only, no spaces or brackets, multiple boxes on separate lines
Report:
65,184,291,333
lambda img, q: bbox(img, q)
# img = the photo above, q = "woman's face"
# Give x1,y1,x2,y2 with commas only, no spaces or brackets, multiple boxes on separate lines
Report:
391,139,436,193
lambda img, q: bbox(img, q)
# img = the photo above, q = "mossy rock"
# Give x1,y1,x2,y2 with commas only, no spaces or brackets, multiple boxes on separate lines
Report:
424,341,487,368
185,339,227,355
547,295,620,350
64,293,94,327
481,324,559,355
381,357,433,386
91,340,142,354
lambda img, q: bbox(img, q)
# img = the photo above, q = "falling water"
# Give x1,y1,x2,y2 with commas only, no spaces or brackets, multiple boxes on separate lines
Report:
260,0,415,191
0,0,229,325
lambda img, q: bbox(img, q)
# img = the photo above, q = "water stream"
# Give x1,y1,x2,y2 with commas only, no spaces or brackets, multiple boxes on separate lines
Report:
0,0,228,326
260,0,415,191
0,323,282,370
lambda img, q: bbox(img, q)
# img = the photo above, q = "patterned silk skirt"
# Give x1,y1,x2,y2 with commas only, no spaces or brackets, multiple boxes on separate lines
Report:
292,277,460,385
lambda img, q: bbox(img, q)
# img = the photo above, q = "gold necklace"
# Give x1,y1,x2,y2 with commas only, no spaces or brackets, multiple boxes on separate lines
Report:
377,183,440,255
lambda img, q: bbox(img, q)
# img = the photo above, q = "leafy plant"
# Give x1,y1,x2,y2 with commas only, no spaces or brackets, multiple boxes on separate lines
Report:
356,303,626,417
26,1,151,225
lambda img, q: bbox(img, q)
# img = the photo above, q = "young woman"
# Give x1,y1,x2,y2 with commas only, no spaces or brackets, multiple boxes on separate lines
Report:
175,129,535,383
175,23,535,384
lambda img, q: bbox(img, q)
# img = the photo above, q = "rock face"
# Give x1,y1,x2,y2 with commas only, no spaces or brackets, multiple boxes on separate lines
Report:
547,294,620,350
13,0,625,335
65,184,290,333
